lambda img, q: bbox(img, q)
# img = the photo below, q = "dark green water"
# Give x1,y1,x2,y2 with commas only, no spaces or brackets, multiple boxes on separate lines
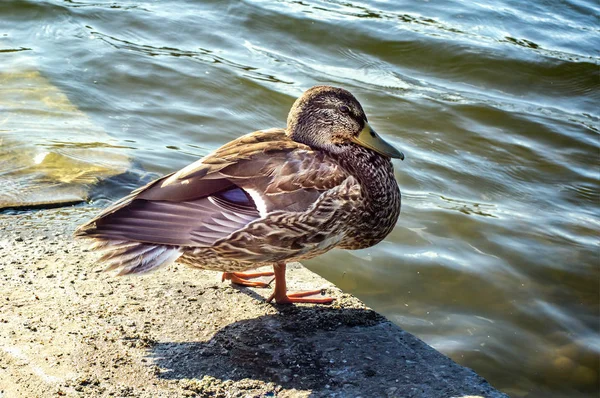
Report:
1,1,598,396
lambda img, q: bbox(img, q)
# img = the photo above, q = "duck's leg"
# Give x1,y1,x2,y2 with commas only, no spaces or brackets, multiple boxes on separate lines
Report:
266,263,335,304
222,271,274,287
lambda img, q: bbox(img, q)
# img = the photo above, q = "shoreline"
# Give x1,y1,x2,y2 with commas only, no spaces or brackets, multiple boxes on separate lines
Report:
0,206,508,397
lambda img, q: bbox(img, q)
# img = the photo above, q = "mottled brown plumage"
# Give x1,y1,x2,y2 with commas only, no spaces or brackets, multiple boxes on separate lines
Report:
75,85,403,304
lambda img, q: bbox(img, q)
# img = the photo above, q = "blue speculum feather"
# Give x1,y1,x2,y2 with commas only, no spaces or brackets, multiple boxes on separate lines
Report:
217,186,254,206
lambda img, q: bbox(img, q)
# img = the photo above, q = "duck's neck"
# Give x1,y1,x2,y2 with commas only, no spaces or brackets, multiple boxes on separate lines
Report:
333,146,401,247
335,146,399,205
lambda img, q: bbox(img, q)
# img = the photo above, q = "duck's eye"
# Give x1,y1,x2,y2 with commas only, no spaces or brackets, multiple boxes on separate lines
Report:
339,105,350,114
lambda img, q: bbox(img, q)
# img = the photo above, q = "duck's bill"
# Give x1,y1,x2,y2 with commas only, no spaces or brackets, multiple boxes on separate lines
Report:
351,122,405,160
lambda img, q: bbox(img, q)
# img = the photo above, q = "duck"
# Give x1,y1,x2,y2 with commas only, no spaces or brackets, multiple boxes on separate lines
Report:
75,85,404,304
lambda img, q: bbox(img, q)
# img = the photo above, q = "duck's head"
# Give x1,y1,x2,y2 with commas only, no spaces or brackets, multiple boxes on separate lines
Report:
286,85,404,160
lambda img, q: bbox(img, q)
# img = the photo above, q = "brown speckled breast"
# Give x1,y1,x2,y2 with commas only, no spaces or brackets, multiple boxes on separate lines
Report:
334,147,401,250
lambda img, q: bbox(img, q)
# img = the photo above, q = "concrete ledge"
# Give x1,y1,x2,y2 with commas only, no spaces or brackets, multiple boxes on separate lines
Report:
0,207,508,397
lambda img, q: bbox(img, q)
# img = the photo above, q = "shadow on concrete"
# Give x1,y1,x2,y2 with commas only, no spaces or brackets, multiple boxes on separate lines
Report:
149,306,389,393
146,303,505,397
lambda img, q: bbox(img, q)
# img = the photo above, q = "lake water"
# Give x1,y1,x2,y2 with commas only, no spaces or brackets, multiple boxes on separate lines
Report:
1,0,598,396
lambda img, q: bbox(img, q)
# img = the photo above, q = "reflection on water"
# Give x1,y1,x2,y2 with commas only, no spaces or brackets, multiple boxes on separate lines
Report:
1,0,598,396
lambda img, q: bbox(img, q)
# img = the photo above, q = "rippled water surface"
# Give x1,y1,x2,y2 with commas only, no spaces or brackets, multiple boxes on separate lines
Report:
1,0,598,396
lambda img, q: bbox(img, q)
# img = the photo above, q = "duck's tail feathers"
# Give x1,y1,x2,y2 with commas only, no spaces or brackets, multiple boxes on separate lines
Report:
90,239,183,276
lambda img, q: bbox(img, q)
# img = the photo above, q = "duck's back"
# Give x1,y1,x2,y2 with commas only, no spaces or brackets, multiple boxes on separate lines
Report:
75,129,367,273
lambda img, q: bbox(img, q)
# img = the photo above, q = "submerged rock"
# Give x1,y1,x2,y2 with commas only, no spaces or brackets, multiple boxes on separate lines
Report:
0,68,131,210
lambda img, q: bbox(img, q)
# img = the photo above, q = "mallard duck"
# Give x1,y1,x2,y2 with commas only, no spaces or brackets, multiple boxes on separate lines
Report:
75,86,404,304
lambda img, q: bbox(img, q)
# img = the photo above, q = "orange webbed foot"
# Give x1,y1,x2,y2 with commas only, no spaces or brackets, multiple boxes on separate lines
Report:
221,271,275,288
267,289,335,304
268,263,335,304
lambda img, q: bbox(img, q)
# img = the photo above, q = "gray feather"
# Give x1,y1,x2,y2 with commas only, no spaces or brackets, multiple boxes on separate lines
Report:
94,241,182,275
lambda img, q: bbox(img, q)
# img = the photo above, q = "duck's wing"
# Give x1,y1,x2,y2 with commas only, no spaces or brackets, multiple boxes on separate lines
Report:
75,129,349,247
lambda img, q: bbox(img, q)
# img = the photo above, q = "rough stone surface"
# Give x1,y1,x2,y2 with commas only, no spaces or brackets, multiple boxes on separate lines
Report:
0,206,508,398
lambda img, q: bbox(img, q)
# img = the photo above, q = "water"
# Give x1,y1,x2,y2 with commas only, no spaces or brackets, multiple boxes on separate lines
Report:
1,0,598,396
